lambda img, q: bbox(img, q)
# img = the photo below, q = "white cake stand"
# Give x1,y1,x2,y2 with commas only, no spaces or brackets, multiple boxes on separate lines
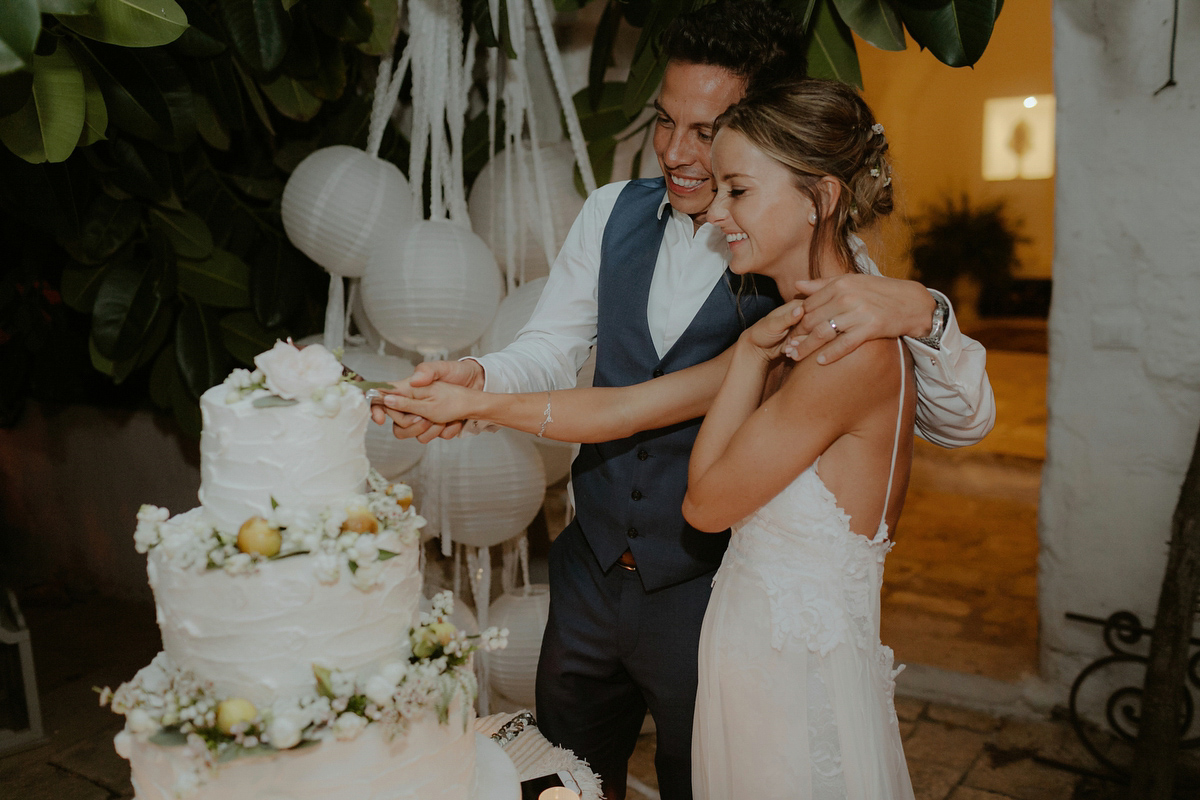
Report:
472,733,520,800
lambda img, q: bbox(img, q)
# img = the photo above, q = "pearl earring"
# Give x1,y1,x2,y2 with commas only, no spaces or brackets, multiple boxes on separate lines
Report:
808,210,817,225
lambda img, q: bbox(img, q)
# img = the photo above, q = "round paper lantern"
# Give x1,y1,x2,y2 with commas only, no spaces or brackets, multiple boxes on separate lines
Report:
488,585,550,707
419,429,545,549
468,142,585,282
534,439,574,486
480,277,548,354
362,220,503,357
281,146,417,278
341,347,425,479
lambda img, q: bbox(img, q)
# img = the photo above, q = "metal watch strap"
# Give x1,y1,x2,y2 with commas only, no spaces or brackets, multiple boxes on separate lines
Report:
915,294,948,349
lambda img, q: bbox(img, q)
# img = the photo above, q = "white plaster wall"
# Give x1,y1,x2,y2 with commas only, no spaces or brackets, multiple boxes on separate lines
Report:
0,404,201,599
1042,0,1200,704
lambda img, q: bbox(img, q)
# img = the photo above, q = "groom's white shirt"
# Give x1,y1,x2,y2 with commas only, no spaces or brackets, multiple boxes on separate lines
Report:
474,181,996,448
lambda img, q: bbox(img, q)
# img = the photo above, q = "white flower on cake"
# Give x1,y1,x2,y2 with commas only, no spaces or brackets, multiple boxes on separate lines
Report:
332,711,368,741
133,472,424,589
128,708,157,735
267,714,304,749
254,341,344,400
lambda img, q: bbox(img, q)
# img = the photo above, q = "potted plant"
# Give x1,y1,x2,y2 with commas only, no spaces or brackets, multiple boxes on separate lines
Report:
909,194,1024,330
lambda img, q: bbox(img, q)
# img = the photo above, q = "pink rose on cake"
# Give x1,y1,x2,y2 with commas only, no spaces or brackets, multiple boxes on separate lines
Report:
254,341,344,400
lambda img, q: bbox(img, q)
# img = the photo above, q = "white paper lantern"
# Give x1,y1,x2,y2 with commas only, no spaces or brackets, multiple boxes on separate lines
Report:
340,347,425,479
419,429,545,549
480,277,548,354
468,142,585,283
281,146,417,278
534,439,574,486
488,585,550,708
362,220,503,357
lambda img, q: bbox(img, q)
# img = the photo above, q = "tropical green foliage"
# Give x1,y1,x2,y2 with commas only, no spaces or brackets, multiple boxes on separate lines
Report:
569,0,1005,186
0,0,1004,433
0,0,417,432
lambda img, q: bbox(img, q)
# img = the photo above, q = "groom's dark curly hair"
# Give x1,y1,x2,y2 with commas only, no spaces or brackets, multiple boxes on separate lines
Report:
660,0,808,92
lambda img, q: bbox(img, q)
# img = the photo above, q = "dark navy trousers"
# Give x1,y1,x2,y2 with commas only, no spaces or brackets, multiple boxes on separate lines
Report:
535,520,717,800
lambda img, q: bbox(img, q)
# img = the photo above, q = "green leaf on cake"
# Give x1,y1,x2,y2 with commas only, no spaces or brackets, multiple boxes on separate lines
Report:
377,549,397,561
148,729,190,746
313,665,336,699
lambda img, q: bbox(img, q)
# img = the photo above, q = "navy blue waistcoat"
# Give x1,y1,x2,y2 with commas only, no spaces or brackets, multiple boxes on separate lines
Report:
570,178,780,591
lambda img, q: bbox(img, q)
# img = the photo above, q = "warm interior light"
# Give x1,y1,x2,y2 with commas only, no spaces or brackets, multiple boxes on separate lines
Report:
983,95,1055,181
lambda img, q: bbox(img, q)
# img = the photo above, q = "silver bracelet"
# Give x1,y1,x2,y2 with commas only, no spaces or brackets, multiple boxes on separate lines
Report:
536,391,553,438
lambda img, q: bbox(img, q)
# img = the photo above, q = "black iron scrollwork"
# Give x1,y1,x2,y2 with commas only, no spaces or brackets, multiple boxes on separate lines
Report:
1065,611,1200,776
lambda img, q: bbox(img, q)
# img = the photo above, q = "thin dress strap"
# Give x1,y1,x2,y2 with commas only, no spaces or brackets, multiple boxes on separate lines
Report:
879,339,906,526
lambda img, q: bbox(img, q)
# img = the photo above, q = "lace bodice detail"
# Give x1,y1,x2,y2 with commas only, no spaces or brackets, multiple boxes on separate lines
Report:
725,462,892,656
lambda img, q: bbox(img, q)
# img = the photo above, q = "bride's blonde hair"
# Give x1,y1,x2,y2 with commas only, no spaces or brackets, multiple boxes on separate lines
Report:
714,79,894,278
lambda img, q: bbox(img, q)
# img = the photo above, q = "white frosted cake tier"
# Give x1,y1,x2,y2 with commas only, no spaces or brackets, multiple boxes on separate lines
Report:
197,383,371,532
117,706,478,800
148,543,421,707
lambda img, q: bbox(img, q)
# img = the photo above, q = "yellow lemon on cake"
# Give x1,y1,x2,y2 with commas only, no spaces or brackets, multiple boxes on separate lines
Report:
216,698,258,735
237,517,282,557
386,483,413,510
341,509,379,534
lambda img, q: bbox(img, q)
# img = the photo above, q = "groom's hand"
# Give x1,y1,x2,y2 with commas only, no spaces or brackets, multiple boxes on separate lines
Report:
789,274,937,365
370,359,485,443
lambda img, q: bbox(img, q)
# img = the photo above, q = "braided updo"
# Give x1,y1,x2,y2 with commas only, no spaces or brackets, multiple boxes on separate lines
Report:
714,79,894,277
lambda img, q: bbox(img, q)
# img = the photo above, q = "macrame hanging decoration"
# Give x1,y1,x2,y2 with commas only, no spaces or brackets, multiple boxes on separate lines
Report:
469,0,595,293
279,1,420,355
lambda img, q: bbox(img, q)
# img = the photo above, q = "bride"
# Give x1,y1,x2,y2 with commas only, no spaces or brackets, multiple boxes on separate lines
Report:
384,79,916,798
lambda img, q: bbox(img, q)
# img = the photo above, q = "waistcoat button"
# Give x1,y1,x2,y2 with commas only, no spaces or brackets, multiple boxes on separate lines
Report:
631,490,643,501
627,527,639,538
637,450,649,461
652,368,664,377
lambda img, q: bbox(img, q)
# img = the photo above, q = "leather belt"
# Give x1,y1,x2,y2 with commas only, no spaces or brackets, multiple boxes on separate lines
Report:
616,550,638,571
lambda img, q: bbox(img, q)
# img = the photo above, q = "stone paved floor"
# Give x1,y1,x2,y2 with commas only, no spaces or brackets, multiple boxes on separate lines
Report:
2,594,1179,800
881,350,1046,681
627,696,1156,800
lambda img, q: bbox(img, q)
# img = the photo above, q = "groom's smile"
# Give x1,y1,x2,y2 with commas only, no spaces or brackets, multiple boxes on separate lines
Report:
653,61,747,223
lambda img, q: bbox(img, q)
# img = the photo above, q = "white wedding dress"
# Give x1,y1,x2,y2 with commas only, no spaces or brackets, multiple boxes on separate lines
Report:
693,341,914,799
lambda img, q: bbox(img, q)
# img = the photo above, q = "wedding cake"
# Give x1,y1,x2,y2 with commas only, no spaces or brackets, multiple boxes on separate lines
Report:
101,341,514,800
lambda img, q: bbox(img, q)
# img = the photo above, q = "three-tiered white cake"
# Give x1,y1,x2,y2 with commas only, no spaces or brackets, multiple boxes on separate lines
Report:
103,342,515,800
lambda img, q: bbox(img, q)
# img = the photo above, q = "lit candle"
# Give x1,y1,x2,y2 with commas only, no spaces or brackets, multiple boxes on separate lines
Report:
538,789,580,800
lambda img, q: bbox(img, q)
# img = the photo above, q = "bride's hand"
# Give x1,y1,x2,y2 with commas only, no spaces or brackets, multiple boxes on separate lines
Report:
742,299,806,362
381,382,481,426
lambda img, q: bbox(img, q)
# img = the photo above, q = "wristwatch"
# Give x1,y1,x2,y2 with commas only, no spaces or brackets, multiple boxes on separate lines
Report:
915,294,948,349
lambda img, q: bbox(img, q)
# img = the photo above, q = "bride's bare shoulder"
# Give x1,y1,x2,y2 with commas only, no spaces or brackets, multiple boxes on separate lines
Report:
777,338,908,415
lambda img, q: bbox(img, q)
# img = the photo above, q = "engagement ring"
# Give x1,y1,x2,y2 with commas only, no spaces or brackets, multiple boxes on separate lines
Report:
828,318,840,334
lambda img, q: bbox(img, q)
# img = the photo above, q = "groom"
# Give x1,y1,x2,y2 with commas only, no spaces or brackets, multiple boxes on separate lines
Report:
380,3,994,798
